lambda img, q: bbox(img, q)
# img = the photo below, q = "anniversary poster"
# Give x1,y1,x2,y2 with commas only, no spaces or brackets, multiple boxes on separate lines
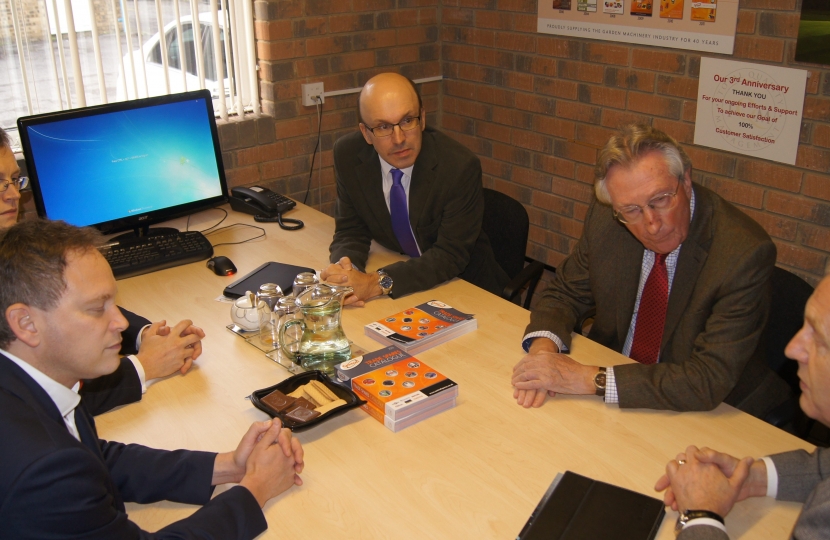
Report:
538,0,739,54
694,58,807,165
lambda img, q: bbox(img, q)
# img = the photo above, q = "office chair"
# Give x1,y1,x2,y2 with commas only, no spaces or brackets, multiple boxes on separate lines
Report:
762,266,815,436
481,188,545,309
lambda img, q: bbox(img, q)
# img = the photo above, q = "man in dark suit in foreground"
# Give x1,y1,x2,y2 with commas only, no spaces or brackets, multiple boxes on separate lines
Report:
512,124,789,418
322,72,508,304
0,126,205,415
0,219,304,538
655,275,830,539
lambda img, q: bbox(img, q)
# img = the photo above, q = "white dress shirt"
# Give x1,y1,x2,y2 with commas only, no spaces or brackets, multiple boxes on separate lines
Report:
2,348,82,441
129,325,150,392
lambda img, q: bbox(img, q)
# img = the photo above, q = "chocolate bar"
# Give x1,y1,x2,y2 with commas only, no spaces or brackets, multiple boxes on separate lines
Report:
261,390,296,413
285,407,321,423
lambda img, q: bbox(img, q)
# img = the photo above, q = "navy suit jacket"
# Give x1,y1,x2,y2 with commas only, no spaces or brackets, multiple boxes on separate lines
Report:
0,353,267,539
80,307,148,415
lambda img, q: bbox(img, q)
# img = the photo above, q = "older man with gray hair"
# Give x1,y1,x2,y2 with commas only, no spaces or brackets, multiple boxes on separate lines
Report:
512,124,790,418
655,274,830,539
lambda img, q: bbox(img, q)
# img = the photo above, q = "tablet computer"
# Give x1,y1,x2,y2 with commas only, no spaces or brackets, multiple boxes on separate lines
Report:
517,471,664,540
223,261,315,299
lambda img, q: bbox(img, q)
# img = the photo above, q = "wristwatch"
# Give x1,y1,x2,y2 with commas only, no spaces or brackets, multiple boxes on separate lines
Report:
593,367,606,397
675,510,724,535
377,270,393,295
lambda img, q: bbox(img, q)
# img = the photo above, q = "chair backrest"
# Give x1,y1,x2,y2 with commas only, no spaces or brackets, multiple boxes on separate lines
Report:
481,188,529,279
766,266,814,394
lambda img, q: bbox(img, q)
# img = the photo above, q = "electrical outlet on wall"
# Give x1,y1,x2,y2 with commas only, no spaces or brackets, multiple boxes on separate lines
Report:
302,83,325,107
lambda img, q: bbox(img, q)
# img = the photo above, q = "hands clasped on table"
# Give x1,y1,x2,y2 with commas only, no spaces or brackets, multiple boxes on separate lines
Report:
136,319,205,379
321,256,382,307
654,445,768,517
213,419,305,507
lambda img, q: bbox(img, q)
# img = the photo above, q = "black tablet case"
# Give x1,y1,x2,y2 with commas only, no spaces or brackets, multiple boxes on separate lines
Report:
517,471,665,540
223,261,315,299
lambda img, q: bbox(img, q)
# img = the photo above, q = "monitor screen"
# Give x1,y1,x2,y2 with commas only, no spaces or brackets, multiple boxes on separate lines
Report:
18,90,227,235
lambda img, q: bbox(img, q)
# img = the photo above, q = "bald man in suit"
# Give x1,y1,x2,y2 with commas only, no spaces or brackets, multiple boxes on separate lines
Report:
322,73,508,304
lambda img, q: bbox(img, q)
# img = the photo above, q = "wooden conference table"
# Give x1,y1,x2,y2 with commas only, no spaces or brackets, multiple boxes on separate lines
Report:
98,203,813,539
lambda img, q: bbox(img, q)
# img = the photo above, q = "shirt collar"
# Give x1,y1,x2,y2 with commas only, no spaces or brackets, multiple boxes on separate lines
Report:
378,156,414,181
1,348,80,418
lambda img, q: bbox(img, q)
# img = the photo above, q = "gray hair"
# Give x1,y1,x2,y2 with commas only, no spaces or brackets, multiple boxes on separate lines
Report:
594,124,691,205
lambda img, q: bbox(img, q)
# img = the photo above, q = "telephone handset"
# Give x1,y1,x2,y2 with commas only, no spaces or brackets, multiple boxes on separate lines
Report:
229,186,303,230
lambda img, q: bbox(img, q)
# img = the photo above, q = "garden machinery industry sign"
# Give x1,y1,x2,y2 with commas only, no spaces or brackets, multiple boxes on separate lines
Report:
538,0,739,54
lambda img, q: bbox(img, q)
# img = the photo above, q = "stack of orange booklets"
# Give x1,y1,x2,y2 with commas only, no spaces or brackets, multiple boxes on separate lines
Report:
364,300,476,354
336,346,458,432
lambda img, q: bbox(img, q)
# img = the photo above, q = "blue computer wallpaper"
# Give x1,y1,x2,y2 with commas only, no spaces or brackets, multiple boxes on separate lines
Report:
27,98,223,227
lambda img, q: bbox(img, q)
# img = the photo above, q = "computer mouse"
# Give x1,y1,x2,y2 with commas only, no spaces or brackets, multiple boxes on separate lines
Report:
207,256,237,276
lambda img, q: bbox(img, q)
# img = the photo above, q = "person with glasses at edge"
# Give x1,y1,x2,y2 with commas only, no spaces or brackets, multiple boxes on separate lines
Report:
0,127,205,416
511,124,790,419
321,72,508,305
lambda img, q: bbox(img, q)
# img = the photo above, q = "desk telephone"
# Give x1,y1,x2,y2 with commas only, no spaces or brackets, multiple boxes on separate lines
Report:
229,186,303,230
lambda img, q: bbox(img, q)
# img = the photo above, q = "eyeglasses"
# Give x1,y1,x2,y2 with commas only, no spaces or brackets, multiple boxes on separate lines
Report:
0,177,28,193
613,180,681,224
364,115,421,138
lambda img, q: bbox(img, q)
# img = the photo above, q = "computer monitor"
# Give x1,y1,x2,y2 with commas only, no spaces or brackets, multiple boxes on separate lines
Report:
17,90,228,238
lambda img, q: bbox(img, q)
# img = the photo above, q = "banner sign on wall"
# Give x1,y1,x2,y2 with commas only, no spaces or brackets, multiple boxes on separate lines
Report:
694,58,807,166
538,0,739,55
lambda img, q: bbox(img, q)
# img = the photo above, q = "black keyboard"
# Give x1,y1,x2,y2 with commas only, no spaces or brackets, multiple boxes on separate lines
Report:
101,231,214,279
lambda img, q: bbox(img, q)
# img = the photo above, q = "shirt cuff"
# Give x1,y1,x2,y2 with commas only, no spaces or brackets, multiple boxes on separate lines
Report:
522,331,568,354
135,323,151,350
604,367,619,404
683,518,728,534
127,355,148,394
762,456,778,498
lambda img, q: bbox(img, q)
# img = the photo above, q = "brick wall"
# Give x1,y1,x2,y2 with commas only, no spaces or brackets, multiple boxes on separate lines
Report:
440,0,830,285
220,0,440,216
222,0,830,285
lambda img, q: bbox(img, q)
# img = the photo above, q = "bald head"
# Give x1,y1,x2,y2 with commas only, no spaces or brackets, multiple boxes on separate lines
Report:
358,73,422,124
358,73,425,170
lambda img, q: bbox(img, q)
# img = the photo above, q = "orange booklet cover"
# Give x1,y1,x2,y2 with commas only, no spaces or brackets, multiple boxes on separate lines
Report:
364,300,476,354
351,356,458,421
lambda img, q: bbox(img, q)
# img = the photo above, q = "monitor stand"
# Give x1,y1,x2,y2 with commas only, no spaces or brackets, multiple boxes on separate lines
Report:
110,226,180,243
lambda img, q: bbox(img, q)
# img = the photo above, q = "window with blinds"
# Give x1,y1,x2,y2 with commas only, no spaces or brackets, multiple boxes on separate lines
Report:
0,0,259,146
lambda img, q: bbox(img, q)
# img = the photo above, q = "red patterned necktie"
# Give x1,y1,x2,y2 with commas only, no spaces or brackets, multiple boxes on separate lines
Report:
629,253,668,365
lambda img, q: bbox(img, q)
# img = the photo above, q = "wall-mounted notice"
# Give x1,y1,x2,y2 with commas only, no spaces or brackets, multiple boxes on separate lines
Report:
538,0,738,54
694,58,807,165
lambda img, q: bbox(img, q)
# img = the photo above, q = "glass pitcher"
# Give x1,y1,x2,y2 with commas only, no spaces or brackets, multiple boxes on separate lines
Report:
278,284,352,376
